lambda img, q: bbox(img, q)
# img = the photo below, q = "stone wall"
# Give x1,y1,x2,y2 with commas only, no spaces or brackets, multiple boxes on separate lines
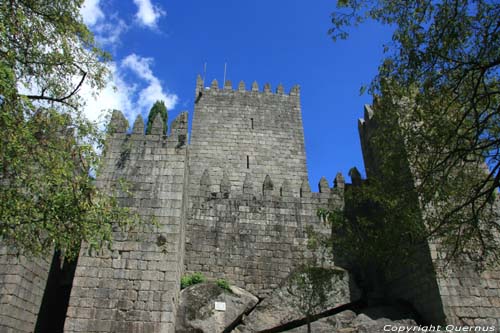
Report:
358,104,448,324
387,230,500,326
0,247,50,333
358,103,500,326
431,238,500,327
64,111,189,333
383,243,447,324
185,172,344,297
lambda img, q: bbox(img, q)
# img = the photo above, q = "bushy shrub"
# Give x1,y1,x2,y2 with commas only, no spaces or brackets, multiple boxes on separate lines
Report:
180,272,205,289
216,278,231,291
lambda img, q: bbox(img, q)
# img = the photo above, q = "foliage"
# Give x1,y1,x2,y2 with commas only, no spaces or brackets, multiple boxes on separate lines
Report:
330,0,500,264
216,278,231,292
282,220,344,333
319,179,425,293
145,100,168,134
0,0,134,260
286,266,345,333
181,272,206,289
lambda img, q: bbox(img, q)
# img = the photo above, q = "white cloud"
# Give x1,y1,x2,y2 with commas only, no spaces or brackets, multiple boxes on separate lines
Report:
81,0,104,26
94,16,128,47
122,54,156,81
133,0,165,28
81,1,128,48
121,54,178,111
80,54,178,127
80,63,136,123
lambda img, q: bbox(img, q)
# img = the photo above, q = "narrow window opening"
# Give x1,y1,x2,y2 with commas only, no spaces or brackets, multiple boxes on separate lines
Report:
247,156,250,169
250,118,254,129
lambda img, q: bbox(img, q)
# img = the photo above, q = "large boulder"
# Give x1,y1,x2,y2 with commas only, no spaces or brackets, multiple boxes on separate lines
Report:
176,282,259,333
233,266,361,332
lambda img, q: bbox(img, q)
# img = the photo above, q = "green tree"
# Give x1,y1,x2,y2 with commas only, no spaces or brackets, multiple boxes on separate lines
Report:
0,0,134,259
286,266,344,333
329,0,500,264
145,100,168,134
280,224,345,333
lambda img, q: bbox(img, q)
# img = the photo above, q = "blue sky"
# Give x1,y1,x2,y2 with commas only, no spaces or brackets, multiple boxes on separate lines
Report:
80,0,393,188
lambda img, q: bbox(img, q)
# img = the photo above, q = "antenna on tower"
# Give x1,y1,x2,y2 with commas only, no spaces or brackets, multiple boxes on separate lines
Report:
223,62,227,85
203,62,207,83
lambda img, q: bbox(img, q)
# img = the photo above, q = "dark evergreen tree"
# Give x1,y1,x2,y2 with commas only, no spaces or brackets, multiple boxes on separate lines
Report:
146,100,168,134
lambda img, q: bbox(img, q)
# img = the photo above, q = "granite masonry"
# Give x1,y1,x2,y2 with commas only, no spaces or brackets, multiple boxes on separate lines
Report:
0,251,50,332
0,76,498,332
359,104,500,327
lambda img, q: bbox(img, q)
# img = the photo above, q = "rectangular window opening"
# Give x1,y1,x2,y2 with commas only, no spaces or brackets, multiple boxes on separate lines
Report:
246,156,250,169
250,118,254,129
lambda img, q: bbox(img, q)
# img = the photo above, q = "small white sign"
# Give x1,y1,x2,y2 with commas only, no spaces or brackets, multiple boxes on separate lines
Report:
214,302,226,311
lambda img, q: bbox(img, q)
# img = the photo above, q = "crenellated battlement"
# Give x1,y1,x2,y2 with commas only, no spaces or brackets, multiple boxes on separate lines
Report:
107,110,188,149
195,168,344,205
357,104,375,141
195,74,300,99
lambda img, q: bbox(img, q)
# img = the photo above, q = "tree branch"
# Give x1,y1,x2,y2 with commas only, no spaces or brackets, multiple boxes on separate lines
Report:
22,70,87,108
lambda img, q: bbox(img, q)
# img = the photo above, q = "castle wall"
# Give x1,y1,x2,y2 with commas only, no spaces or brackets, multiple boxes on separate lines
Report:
358,105,448,324
382,243,447,324
64,111,189,333
388,235,500,327
185,175,343,297
188,78,308,198
0,247,51,333
431,238,500,327
359,104,500,326
3,75,499,330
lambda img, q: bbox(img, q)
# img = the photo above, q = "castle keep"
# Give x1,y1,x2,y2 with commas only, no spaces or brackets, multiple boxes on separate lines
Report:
0,77,499,332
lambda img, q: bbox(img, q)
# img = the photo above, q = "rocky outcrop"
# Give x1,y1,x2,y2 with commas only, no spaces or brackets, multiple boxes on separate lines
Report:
174,271,419,333
233,267,361,332
176,282,259,333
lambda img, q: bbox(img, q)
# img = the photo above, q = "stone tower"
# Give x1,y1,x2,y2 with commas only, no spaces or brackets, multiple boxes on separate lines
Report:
189,76,308,197
184,77,341,297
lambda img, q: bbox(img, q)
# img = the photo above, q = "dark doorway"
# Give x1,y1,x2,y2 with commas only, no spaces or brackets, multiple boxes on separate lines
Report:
34,250,78,333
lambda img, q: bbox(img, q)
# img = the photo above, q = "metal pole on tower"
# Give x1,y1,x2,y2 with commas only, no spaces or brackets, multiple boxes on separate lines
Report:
223,62,227,86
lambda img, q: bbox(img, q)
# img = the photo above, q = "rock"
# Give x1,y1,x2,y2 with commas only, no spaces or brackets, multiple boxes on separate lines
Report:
286,310,357,333
233,267,361,332
360,304,419,321
352,313,376,324
175,282,259,333
272,310,418,333
353,313,417,333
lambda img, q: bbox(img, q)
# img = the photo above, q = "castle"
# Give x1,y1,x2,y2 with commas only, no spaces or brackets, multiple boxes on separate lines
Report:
0,77,499,332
